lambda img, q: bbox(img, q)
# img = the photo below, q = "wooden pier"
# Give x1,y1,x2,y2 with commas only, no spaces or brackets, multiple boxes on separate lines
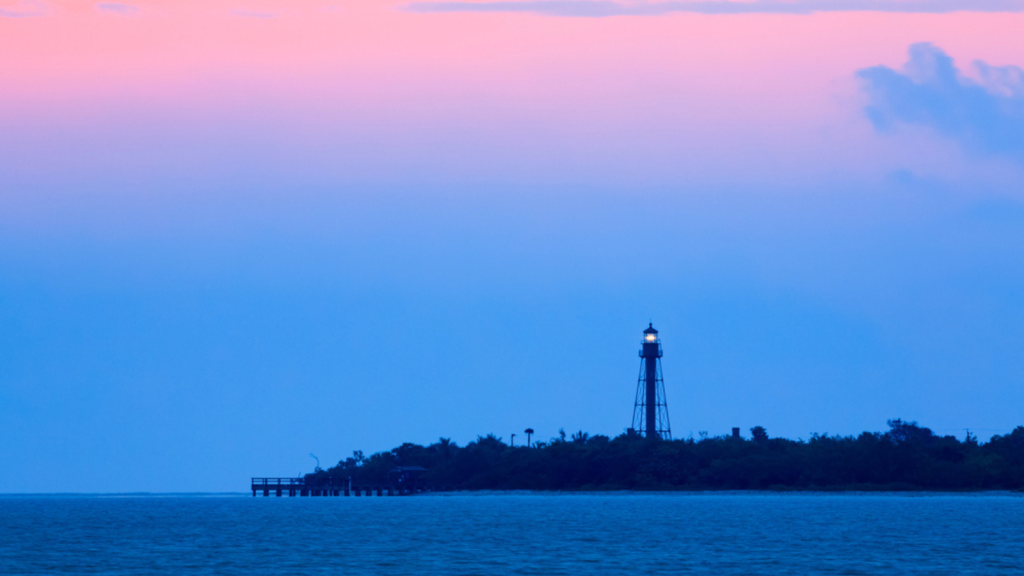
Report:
251,467,427,497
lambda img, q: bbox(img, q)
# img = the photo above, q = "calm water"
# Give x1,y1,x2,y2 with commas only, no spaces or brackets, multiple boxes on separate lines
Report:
1,492,1022,575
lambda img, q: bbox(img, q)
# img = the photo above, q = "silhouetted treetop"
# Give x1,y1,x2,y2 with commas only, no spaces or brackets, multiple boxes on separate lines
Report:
304,421,1024,491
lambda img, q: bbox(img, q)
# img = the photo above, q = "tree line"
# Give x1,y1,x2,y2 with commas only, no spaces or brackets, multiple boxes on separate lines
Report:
305,420,1024,491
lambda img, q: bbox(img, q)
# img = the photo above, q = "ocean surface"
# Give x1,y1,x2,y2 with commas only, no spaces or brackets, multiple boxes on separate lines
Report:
1,492,1022,575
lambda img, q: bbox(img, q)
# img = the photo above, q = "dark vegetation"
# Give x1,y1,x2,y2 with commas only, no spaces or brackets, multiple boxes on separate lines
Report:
305,420,1024,491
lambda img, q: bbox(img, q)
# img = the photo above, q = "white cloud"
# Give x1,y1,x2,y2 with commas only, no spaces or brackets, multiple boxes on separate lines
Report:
406,0,1024,17
0,0,46,18
96,3,140,16
858,43,1024,158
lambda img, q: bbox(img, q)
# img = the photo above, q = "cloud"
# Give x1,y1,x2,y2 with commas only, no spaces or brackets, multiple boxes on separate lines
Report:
857,43,1024,157
230,9,275,18
0,0,46,17
96,2,139,15
405,0,1024,17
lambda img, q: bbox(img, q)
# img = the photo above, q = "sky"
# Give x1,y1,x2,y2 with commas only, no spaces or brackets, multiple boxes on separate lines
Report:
2,0,1024,493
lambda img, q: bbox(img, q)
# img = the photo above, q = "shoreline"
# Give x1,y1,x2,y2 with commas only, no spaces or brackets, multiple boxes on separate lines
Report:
3,488,1022,497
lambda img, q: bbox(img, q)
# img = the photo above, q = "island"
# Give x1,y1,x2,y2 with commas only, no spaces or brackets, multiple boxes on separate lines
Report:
287,420,1024,493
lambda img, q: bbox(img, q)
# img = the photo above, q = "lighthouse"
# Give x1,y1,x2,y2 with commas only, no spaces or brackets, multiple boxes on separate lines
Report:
631,323,671,439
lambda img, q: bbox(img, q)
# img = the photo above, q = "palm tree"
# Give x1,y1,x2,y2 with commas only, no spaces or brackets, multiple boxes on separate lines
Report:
524,428,534,448
438,437,453,461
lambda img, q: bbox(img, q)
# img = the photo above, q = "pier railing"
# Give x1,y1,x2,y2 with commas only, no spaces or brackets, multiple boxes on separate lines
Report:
251,477,306,488
250,471,426,497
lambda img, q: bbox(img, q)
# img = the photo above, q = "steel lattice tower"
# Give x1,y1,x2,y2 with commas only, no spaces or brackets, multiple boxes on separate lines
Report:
631,323,671,440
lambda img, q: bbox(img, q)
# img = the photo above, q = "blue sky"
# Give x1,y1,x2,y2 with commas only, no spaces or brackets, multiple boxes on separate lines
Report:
3,177,1022,492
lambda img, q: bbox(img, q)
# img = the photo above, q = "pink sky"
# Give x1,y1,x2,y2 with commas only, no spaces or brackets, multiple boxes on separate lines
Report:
2,1,1023,192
